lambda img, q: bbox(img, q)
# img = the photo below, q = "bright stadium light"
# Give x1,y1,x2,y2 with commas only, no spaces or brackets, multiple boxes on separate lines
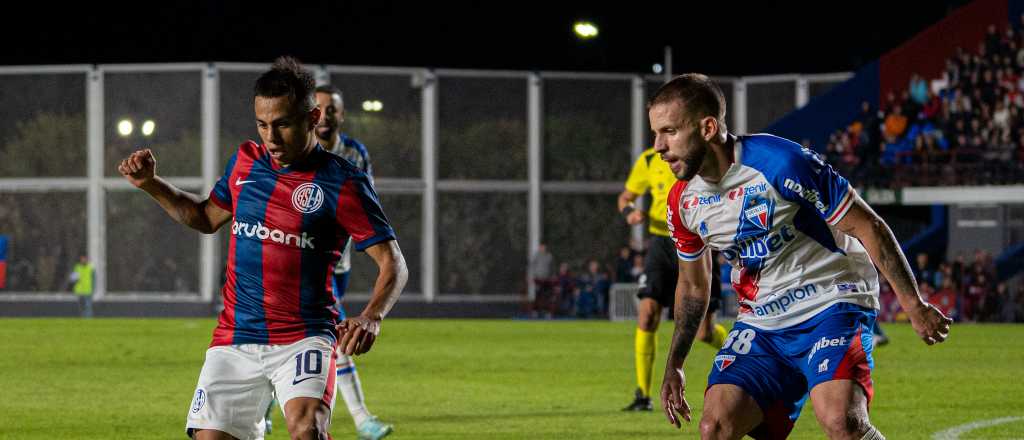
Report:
117,119,133,137
141,120,155,137
574,21,598,39
652,63,664,74
363,100,383,112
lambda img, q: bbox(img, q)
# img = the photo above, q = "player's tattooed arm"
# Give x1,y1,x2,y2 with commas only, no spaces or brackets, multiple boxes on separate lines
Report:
836,193,952,344
666,252,713,366
835,194,923,310
661,252,712,427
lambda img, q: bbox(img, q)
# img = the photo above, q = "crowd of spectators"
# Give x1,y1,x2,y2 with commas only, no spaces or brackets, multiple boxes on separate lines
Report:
527,241,1023,324
879,249,1023,323
526,243,644,319
820,22,1024,188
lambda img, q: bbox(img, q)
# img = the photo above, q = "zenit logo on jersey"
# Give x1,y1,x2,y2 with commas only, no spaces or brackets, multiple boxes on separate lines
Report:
682,193,723,210
666,134,880,330
727,182,768,200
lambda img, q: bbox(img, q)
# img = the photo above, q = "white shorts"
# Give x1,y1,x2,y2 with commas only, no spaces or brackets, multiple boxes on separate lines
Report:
185,336,337,439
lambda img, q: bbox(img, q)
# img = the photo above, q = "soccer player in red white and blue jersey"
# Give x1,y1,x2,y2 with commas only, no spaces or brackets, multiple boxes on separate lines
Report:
650,74,950,440
118,57,408,440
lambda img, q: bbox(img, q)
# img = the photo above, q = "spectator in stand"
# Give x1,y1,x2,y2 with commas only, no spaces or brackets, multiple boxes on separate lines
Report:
921,89,942,123
576,260,599,318
614,246,635,283
884,104,908,142
529,243,555,315
555,262,576,316
629,253,644,282
963,273,988,322
933,278,959,321
910,73,929,105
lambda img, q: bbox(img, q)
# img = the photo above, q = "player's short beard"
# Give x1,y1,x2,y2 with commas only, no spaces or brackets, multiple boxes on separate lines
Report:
676,134,708,181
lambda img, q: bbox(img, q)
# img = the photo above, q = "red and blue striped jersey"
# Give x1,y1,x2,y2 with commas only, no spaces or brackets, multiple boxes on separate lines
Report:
207,141,395,347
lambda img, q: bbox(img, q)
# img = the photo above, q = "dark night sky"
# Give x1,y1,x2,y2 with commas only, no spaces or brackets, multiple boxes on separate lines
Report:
4,1,973,75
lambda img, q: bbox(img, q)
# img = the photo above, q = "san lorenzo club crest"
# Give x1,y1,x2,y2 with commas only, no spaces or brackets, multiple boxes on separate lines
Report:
292,183,325,213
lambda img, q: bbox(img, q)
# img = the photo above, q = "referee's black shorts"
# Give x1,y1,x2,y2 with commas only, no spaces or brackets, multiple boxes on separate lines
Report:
637,234,721,314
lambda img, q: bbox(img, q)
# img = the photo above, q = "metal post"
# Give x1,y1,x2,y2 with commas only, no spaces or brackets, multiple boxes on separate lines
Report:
733,79,748,135
630,76,645,248
200,64,219,303
314,65,329,87
663,46,673,82
527,73,542,302
421,70,438,302
87,67,106,299
796,77,809,108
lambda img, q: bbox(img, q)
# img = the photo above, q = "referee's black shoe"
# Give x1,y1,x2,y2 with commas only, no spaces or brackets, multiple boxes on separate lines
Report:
622,388,653,411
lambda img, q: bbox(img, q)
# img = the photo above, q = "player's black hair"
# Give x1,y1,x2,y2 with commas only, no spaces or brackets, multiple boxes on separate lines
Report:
314,84,344,105
649,73,727,125
254,56,316,112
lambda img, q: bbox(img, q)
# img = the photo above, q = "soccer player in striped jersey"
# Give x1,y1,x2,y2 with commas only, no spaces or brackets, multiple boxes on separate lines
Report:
313,84,393,440
652,74,950,439
118,57,408,440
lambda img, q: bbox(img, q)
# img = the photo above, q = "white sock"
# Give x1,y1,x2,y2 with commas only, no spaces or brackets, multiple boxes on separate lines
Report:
860,425,885,440
336,353,372,427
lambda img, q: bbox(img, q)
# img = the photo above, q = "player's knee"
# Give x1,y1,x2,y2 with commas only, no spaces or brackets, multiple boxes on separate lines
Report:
818,409,868,439
284,405,327,440
698,413,735,440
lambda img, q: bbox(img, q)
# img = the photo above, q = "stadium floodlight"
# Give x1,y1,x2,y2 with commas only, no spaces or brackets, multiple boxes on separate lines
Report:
652,63,664,74
362,100,383,112
574,21,598,39
117,119,133,137
141,120,155,137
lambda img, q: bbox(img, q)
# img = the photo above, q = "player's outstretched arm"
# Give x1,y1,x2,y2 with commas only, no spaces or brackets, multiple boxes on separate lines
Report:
835,193,952,345
117,149,231,234
337,240,407,356
661,251,712,428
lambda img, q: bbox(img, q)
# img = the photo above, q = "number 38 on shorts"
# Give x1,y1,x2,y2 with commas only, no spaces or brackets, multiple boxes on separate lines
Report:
721,328,756,354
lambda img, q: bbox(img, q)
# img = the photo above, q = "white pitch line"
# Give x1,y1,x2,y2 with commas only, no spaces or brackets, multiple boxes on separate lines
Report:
931,416,1023,440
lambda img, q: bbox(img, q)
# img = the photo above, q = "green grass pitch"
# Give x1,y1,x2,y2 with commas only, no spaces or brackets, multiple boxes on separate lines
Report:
0,318,1021,439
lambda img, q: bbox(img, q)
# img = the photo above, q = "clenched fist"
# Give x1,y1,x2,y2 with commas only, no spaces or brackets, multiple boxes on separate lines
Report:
118,149,156,188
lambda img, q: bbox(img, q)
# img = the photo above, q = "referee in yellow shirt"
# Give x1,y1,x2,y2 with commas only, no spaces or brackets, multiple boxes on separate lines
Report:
617,147,727,411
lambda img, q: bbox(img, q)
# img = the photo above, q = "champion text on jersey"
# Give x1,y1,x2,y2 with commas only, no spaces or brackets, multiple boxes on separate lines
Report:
231,220,315,250
752,283,820,317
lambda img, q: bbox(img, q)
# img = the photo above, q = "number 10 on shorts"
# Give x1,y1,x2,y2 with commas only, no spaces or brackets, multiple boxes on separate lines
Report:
293,350,323,383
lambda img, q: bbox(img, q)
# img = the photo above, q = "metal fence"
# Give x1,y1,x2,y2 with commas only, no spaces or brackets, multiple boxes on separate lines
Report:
0,63,850,302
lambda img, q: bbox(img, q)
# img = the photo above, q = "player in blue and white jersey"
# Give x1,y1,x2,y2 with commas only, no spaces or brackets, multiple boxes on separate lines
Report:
313,83,393,440
652,74,951,439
